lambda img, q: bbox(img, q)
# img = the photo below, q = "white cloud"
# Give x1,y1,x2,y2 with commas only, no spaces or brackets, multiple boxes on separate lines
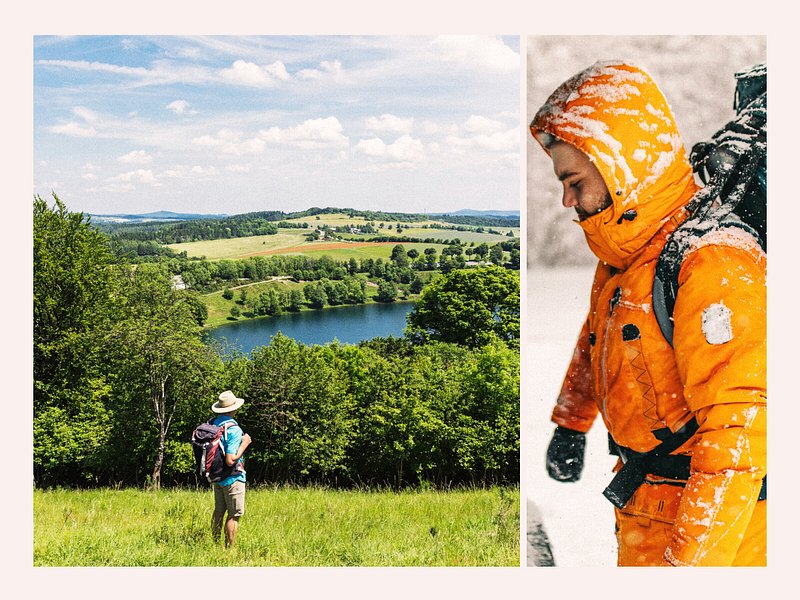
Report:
226,164,251,173
192,128,266,156
353,135,426,165
220,59,290,87
49,106,101,137
166,100,194,115
365,114,414,135
463,115,507,135
297,60,344,81
72,106,99,123
101,182,135,193
50,122,97,137
191,165,218,176
446,117,519,153
157,164,216,179
118,150,153,164
260,117,349,150
37,59,150,78
107,169,157,184
429,36,519,73
446,130,518,152
82,173,97,180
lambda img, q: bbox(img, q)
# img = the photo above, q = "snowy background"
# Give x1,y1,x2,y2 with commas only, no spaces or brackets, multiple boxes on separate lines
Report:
523,36,767,566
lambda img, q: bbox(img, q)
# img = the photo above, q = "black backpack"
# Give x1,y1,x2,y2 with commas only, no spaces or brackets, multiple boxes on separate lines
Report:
191,418,241,483
653,63,766,346
606,70,768,508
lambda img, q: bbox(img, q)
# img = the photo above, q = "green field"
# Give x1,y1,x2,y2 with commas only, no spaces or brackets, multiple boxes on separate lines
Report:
34,486,520,566
166,230,310,260
165,212,518,261
204,277,304,327
393,227,519,244
168,235,451,263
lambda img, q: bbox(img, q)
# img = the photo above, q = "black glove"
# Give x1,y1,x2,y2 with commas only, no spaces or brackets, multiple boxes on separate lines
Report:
546,426,586,482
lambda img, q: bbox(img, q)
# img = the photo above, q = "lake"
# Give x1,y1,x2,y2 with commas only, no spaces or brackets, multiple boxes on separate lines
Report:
204,301,416,353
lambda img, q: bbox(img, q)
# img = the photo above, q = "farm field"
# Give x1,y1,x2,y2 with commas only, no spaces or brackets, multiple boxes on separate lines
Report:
164,211,518,261
166,230,309,260
169,234,452,262
34,485,520,566
392,227,519,244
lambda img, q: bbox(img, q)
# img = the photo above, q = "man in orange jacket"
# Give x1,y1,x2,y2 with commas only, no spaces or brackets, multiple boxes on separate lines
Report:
530,61,766,566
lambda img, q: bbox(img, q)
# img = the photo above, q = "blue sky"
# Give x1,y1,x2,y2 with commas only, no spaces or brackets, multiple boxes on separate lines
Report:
34,35,520,216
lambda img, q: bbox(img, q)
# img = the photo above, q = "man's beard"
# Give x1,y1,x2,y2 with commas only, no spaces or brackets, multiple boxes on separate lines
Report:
576,191,613,221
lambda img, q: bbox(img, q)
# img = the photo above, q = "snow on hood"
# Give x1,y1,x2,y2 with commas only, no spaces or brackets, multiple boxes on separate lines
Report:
531,61,699,269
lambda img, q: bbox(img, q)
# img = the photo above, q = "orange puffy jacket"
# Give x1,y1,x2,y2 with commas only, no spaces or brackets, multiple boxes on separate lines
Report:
531,62,766,566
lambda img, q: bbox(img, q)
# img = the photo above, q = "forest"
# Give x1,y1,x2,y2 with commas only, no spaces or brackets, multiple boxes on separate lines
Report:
33,194,520,490
100,206,520,245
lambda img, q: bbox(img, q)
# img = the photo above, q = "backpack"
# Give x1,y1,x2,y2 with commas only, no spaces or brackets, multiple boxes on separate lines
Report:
604,64,770,508
653,63,766,346
191,418,241,483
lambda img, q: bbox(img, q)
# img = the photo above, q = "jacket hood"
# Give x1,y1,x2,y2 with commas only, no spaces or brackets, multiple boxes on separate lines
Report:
530,61,699,269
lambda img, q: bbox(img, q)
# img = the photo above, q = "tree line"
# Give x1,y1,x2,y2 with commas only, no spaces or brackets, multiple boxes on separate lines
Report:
100,205,520,245
34,194,520,490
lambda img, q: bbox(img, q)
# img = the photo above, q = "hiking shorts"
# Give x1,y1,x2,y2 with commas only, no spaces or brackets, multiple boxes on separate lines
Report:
213,480,245,518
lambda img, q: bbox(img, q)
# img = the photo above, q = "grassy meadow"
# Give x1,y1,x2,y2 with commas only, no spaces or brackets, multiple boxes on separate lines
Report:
34,485,520,567
203,277,304,327
165,212,517,262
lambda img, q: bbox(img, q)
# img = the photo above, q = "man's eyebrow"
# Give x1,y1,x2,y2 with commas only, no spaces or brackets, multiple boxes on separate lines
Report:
558,171,577,182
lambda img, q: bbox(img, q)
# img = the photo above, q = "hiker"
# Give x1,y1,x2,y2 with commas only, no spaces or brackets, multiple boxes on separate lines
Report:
209,390,252,547
529,61,766,566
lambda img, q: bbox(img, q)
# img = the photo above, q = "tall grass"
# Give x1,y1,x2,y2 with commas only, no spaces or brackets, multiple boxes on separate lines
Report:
34,485,519,566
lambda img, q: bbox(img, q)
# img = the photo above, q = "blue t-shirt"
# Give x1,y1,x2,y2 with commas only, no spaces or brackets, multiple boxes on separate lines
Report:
212,415,246,486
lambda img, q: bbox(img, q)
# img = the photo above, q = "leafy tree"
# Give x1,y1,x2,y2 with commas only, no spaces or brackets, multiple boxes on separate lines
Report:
390,244,409,267
344,277,367,304
474,242,489,258
407,248,419,259
375,280,397,303
288,289,305,311
33,194,116,485
185,293,209,326
304,281,328,309
405,266,519,348
34,194,113,406
103,264,220,489
230,305,241,318
245,335,356,482
489,244,505,265
222,287,234,300
409,275,424,294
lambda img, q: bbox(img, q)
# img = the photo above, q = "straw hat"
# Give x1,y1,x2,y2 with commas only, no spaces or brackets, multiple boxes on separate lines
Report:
212,390,245,413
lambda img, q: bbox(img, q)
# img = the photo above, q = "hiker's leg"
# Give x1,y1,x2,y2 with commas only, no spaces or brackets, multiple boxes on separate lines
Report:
225,516,240,547
212,484,226,542
223,481,246,547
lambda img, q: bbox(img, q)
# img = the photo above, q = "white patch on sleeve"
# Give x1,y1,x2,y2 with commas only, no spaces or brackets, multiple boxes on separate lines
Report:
702,302,733,345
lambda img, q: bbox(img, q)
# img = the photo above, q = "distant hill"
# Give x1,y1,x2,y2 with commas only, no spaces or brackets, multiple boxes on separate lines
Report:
95,206,520,244
444,209,520,220
90,211,228,224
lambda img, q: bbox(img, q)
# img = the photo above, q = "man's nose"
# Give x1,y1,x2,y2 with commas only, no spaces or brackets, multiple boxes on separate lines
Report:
562,185,577,209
